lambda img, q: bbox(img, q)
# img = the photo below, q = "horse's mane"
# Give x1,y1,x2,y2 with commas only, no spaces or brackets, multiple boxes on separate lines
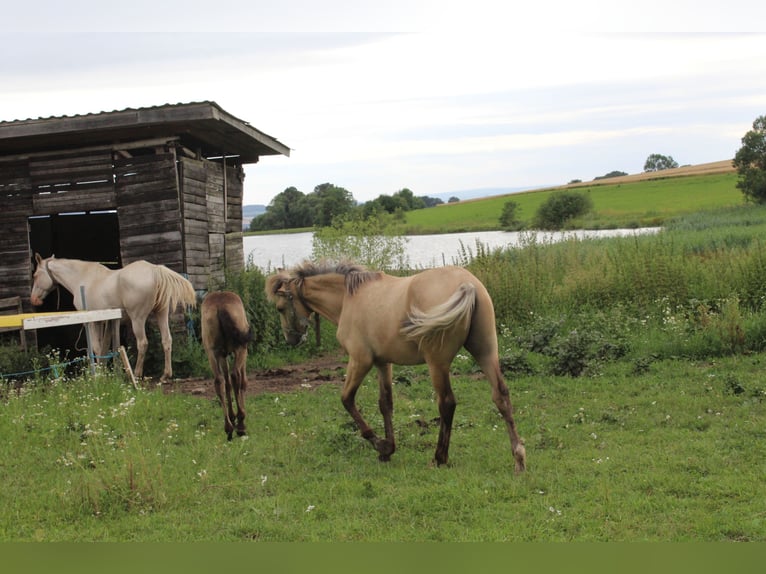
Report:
290,259,383,295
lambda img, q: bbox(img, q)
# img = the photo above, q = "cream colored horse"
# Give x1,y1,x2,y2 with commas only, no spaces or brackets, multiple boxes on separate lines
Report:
201,291,252,440
31,253,196,380
266,260,526,471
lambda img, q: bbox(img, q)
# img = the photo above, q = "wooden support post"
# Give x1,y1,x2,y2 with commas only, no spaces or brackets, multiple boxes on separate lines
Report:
119,346,138,389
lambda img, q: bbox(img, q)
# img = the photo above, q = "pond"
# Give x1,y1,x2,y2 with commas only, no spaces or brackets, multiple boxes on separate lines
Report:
243,228,660,271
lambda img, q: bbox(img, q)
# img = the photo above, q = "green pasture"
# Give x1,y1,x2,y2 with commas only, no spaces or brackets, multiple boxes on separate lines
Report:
402,173,742,233
3,173,766,542
1,352,764,542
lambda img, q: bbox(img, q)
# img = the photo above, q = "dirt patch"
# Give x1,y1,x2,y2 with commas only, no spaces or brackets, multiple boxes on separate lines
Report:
159,352,347,399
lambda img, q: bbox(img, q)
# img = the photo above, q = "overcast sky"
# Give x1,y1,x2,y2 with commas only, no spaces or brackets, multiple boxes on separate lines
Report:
4,1,766,205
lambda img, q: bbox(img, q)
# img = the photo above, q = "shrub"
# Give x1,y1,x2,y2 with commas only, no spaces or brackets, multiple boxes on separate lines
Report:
312,213,408,271
533,191,593,229
499,200,522,230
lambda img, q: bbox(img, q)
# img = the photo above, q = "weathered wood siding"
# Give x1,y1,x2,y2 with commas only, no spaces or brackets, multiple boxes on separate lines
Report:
114,151,184,272
224,162,245,276
180,156,245,289
31,150,115,214
0,162,33,299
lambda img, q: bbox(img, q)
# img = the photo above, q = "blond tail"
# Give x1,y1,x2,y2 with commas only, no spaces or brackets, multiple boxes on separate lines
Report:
400,283,476,348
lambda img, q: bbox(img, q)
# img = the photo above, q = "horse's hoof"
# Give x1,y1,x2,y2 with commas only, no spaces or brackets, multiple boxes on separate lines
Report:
378,453,391,462
514,444,527,473
430,456,449,468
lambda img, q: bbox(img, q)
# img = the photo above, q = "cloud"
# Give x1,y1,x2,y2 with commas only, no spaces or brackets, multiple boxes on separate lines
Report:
2,23,766,205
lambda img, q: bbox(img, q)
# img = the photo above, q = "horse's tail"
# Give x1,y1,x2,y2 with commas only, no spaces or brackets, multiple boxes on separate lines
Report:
401,283,476,348
153,265,197,312
218,308,254,348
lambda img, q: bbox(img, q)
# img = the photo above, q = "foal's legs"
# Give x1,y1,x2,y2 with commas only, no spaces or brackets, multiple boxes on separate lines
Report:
428,362,457,466
341,357,394,461
209,352,236,440
232,347,248,437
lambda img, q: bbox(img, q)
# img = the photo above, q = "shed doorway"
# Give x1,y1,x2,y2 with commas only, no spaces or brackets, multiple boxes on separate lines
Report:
27,211,120,354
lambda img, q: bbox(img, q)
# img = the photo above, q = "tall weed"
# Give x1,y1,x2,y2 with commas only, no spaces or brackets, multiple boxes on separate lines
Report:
470,205,766,370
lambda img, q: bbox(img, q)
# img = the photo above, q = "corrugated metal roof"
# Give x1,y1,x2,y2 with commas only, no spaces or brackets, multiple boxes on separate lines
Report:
0,101,290,163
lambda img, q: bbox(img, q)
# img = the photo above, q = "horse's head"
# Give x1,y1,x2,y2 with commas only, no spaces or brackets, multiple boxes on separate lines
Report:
265,272,312,346
30,253,56,307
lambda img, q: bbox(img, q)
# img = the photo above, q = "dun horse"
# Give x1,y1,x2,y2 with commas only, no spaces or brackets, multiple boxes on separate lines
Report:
266,261,526,471
30,253,196,381
201,291,252,440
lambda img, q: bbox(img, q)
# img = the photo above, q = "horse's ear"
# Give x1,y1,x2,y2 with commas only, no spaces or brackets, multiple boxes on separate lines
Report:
264,275,283,301
34,252,42,266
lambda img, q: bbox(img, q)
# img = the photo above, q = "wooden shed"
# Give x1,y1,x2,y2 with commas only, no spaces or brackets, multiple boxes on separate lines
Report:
0,101,289,308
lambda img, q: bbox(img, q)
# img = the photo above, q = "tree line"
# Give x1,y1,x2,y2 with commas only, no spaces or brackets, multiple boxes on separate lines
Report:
252,114,766,233
249,184,449,232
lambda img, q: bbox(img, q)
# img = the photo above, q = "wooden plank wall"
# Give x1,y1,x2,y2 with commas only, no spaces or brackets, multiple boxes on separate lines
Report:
30,150,115,214
0,150,115,300
0,162,33,300
114,151,184,272
180,157,245,290
225,163,245,274
179,156,212,289
205,160,226,285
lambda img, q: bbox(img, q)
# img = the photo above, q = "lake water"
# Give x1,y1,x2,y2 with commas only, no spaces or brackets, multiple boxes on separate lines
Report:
243,228,660,271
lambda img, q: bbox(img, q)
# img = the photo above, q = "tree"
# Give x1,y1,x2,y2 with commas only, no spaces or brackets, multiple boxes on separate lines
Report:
311,183,356,227
393,188,425,211
534,191,593,230
733,115,766,203
499,200,521,230
594,171,627,180
644,154,679,172
262,186,312,229
420,196,444,208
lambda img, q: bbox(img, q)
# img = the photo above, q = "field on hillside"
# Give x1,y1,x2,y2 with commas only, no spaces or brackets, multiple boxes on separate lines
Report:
403,161,741,233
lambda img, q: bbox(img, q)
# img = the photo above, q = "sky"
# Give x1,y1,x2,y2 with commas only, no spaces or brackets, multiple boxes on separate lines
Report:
4,1,766,206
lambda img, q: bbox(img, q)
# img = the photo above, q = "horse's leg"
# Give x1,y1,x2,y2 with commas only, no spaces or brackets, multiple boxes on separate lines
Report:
341,356,391,460
97,321,111,367
208,351,235,440
232,348,248,437
221,358,238,436
130,317,149,379
155,306,173,381
87,323,104,369
375,362,396,461
428,362,457,466
473,353,526,472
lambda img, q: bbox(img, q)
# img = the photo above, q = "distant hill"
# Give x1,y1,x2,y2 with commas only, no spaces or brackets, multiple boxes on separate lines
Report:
243,204,267,217
564,159,735,189
242,204,266,230
430,186,545,202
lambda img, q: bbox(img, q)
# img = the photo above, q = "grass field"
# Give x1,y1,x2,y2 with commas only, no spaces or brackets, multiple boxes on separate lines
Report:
402,164,741,233
1,352,764,542
3,163,766,544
